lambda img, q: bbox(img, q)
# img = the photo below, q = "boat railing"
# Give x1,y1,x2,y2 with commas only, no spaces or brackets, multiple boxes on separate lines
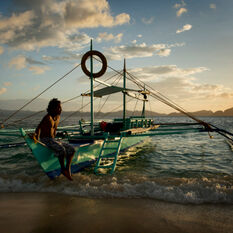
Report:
113,116,153,130
79,120,103,135
125,117,153,129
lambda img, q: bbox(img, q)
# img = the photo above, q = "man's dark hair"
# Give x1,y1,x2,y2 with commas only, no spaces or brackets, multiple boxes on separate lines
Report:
47,98,61,115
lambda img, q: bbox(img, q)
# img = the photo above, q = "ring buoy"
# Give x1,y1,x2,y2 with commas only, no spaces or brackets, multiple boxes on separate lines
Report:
81,50,107,78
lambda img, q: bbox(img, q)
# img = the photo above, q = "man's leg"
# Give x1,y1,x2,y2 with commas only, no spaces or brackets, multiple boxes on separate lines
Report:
58,154,65,171
62,143,75,176
41,138,72,180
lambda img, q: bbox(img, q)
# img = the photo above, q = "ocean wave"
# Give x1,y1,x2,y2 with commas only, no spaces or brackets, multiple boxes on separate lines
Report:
0,116,232,204
0,174,232,204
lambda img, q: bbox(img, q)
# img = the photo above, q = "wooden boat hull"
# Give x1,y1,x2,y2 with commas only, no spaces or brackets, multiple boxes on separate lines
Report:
20,128,147,179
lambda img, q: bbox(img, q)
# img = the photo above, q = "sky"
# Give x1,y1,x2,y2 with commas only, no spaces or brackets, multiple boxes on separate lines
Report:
0,0,233,114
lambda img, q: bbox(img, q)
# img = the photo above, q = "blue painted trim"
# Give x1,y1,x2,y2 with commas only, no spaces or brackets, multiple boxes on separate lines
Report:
46,159,97,179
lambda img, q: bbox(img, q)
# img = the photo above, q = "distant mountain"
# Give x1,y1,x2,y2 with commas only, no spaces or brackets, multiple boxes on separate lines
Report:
168,107,233,117
0,99,48,111
168,110,214,117
223,107,233,116
0,107,233,118
0,99,232,117
0,98,82,112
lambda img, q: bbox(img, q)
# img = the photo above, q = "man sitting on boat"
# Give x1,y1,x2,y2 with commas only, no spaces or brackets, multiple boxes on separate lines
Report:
33,98,75,181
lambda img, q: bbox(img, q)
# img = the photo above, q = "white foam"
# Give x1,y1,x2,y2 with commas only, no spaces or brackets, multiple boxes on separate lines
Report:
0,175,232,204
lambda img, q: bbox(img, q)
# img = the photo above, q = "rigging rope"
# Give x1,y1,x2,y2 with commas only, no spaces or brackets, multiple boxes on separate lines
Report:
2,50,232,144
60,71,121,124
1,63,81,127
62,95,82,104
126,71,208,126
2,96,84,128
91,58,211,129
5,57,122,128
101,98,134,118
93,56,123,77
126,70,194,117
63,70,122,105
97,97,102,114
60,56,232,142
126,71,190,115
96,73,123,117
2,110,45,128
59,100,91,125
132,97,139,116
148,96,152,114
124,70,233,141
1,58,119,127
60,70,123,123
81,96,84,120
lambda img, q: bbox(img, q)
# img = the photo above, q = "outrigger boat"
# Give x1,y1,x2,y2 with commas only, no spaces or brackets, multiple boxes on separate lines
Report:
1,41,233,179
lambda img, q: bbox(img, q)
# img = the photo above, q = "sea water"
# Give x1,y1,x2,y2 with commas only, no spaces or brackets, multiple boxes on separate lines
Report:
0,116,232,204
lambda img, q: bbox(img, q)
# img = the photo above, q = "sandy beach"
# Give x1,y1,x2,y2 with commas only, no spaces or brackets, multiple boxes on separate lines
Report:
0,193,232,233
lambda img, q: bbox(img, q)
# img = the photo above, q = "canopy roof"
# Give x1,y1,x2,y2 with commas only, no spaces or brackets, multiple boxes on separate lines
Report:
82,85,140,97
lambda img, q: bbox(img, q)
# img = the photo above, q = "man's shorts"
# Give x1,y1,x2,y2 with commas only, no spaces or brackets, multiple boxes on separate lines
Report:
41,137,75,158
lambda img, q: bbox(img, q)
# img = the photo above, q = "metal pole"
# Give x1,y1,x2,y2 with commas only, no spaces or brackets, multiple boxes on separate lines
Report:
90,40,94,136
142,84,146,117
123,59,126,129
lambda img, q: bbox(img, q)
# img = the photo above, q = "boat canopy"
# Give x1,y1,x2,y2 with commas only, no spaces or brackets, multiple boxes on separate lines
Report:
82,85,141,98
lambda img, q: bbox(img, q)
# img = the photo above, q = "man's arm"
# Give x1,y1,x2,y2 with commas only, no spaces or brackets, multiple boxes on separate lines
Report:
53,116,60,138
34,124,41,140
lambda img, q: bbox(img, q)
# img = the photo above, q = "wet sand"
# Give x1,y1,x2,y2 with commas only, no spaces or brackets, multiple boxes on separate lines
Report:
0,193,232,233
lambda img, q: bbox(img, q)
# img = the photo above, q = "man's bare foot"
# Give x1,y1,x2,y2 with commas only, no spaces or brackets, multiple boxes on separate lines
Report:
61,169,73,181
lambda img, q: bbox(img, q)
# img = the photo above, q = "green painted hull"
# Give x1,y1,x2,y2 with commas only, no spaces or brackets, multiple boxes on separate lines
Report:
20,128,147,179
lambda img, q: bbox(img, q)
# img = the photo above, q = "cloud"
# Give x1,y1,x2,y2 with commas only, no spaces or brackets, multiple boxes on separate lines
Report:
174,1,187,17
105,42,184,60
218,92,233,98
0,10,35,31
176,8,187,17
176,24,192,34
69,33,91,43
0,0,130,51
150,77,233,105
26,57,46,65
173,1,186,9
191,84,233,99
96,32,123,43
210,4,216,9
3,82,12,87
129,65,208,81
142,17,154,24
9,55,27,70
0,88,7,95
42,52,82,62
126,64,232,104
156,49,171,57
32,85,40,92
9,55,49,74
28,66,50,74
0,46,4,54
64,0,130,28
137,34,142,38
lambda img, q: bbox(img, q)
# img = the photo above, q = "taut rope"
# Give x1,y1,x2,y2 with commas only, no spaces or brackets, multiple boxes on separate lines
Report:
1,63,81,128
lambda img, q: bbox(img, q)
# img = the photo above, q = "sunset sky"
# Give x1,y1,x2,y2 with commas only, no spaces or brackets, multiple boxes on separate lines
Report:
0,0,232,113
